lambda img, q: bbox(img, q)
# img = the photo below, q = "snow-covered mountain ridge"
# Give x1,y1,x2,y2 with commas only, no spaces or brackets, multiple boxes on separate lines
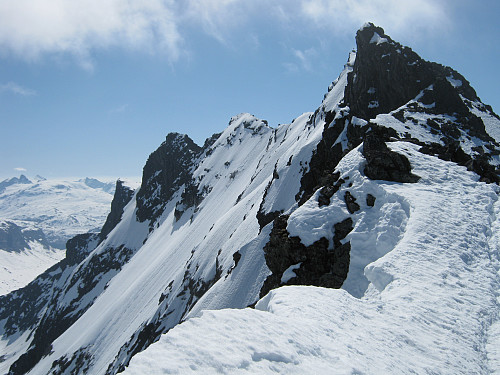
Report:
1,23,499,375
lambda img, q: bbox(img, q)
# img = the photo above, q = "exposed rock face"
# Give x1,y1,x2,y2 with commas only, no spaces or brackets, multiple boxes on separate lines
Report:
366,194,376,207
345,23,480,121
333,218,353,248
100,180,135,240
260,215,350,298
362,133,420,183
65,233,99,266
136,133,201,224
296,113,347,205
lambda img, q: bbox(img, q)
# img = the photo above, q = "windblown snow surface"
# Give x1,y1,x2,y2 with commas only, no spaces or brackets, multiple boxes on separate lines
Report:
124,142,500,374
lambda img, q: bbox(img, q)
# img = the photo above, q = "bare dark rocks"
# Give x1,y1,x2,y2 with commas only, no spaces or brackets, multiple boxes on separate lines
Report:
100,180,135,241
366,194,376,207
344,191,360,214
66,233,99,266
296,115,347,206
362,134,420,183
260,214,351,298
232,251,241,268
345,23,434,120
333,217,354,248
136,133,201,224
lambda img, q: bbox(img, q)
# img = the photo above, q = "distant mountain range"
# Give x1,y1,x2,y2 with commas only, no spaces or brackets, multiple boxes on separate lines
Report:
0,176,123,295
1,23,499,375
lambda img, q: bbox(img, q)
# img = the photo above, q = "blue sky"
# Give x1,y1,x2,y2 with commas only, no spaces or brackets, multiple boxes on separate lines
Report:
0,0,498,180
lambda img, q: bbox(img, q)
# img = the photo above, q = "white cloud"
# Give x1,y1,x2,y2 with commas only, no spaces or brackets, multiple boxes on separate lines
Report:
109,104,129,114
292,48,317,71
0,0,450,68
0,82,36,96
0,0,183,68
14,167,27,172
298,0,450,37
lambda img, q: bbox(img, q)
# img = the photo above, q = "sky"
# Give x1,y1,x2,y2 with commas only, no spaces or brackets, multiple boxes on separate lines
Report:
0,0,499,181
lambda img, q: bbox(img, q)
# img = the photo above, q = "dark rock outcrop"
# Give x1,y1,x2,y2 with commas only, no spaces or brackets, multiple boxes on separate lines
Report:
366,194,376,207
100,180,135,241
345,23,481,121
136,133,201,224
260,215,350,298
66,233,99,266
362,133,420,183
333,218,354,248
296,114,347,206
344,191,361,214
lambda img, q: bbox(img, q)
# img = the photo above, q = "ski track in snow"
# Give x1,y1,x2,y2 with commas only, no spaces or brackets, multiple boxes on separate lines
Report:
124,142,500,375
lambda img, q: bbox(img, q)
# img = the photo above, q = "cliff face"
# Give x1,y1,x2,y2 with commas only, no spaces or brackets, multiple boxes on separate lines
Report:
1,24,499,375
135,133,201,224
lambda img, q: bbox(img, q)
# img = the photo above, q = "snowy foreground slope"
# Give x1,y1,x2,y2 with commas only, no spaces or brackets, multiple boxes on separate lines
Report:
1,23,500,375
124,143,500,374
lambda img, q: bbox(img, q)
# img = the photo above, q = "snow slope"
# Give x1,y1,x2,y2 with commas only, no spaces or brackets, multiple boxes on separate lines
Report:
0,222,65,295
124,142,500,374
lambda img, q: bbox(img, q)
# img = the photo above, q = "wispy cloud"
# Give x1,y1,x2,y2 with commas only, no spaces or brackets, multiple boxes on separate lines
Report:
109,104,129,114
292,48,317,71
0,0,451,68
0,82,36,96
14,167,27,172
298,0,450,37
0,0,183,69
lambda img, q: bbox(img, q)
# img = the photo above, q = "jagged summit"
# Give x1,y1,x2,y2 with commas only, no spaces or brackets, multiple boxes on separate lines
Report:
347,23,481,120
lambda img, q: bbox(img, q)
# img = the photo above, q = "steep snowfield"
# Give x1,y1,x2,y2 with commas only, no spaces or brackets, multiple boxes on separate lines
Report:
124,142,500,374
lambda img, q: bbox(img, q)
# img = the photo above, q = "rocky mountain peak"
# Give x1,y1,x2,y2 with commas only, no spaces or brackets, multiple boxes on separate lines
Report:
0,175,32,194
345,23,433,120
346,23,485,122
135,133,202,224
